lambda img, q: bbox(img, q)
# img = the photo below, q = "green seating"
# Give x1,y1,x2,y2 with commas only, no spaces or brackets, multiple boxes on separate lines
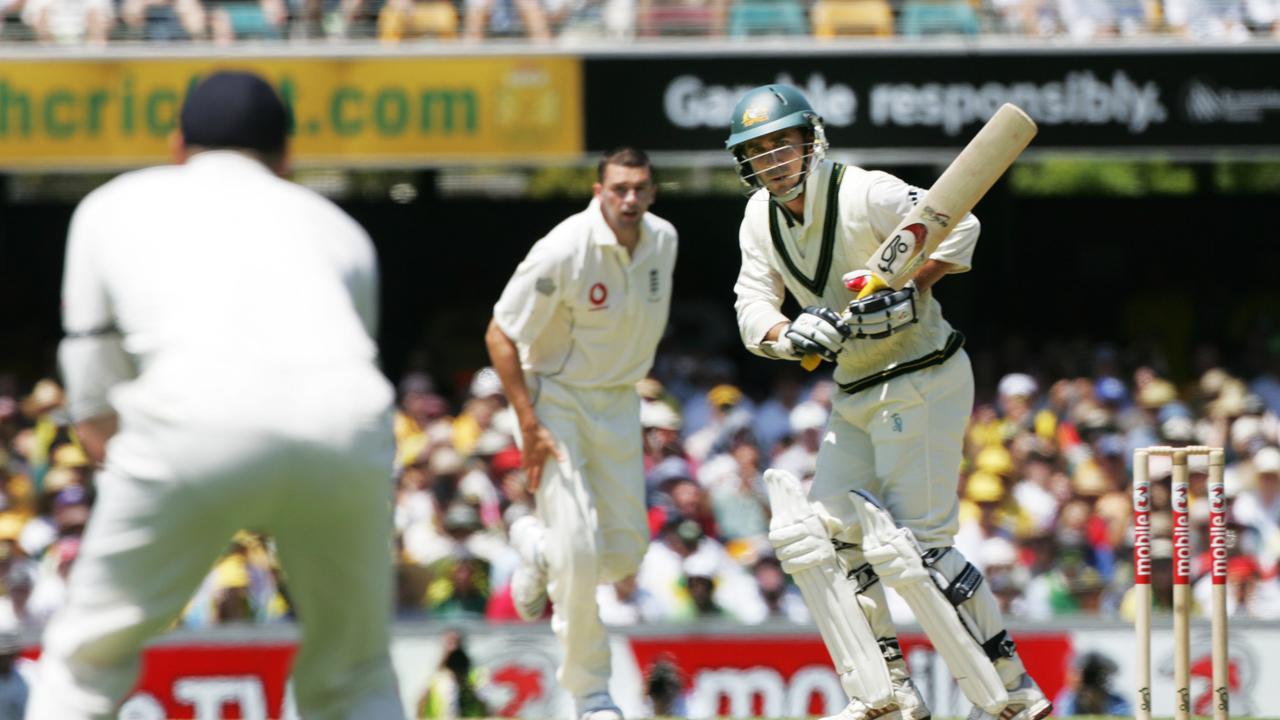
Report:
728,0,808,36
222,2,284,39
897,0,980,35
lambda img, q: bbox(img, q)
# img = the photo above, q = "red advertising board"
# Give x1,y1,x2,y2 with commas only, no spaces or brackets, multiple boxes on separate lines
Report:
628,632,1072,717
22,643,296,719
15,626,1280,717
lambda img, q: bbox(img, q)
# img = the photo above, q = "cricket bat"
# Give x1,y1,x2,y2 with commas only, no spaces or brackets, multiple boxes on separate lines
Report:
800,103,1038,370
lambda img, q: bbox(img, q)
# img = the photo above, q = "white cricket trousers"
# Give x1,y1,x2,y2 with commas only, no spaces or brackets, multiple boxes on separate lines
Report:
530,376,648,701
811,350,1028,687
27,365,402,720
811,350,973,547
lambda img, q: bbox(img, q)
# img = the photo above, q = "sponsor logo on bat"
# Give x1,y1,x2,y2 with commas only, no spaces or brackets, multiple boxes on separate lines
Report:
921,205,951,228
875,223,928,275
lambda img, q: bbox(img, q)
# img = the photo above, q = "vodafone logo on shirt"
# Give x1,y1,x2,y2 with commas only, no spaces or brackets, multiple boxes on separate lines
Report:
589,282,609,309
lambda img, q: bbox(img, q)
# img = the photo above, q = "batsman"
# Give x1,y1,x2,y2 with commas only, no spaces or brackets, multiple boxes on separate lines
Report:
726,84,1050,720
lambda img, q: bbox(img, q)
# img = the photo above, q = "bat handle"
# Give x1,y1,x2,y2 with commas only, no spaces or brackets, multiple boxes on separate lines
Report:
799,276,887,371
855,274,890,299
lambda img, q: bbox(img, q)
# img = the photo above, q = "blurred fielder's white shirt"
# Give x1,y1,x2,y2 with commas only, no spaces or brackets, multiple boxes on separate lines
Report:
734,160,978,385
493,197,677,389
42,149,402,720
59,150,386,423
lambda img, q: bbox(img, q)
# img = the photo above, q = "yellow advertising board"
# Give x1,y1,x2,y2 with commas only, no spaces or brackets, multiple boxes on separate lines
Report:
0,56,583,169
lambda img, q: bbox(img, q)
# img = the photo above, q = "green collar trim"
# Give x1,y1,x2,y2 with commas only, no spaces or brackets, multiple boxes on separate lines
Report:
768,163,846,295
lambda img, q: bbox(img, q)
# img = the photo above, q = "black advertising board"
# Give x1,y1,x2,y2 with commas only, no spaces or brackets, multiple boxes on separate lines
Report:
583,47,1280,154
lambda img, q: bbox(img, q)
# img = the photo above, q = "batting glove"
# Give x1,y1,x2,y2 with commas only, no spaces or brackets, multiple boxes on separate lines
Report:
862,527,930,588
784,306,851,363
768,516,837,575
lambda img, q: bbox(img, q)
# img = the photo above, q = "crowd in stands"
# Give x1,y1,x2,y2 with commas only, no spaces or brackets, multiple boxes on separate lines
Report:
1,0,1278,45
1,336,1279,634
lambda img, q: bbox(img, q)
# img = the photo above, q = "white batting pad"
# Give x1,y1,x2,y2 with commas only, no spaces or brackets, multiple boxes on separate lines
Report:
763,469,894,708
851,491,1009,714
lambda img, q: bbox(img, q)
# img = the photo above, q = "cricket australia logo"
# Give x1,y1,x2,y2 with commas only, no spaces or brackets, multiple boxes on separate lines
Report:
742,105,770,127
876,223,927,275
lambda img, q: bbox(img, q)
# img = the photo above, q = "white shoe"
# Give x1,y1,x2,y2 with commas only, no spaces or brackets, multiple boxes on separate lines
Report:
576,691,623,720
824,677,931,720
509,515,549,621
965,674,1052,720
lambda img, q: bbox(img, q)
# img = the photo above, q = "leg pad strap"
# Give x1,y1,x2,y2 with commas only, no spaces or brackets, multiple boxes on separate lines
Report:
982,630,1018,661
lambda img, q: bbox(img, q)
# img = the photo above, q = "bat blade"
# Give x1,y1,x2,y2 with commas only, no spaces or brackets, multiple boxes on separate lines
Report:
869,103,1037,289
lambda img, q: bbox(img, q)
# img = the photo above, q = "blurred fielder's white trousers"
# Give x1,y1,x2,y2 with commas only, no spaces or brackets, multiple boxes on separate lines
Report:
27,366,402,720
529,376,647,702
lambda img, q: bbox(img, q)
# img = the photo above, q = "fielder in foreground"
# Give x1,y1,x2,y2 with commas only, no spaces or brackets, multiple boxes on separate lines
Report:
727,83,1050,720
485,148,677,720
30,71,402,719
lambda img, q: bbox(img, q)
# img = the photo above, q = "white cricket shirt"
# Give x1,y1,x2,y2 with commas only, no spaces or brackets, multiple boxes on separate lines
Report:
493,198,678,389
59,151,385,423
734,160,978,383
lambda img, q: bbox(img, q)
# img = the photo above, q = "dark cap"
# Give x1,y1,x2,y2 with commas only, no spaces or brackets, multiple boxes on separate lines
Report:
180,71,290,155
